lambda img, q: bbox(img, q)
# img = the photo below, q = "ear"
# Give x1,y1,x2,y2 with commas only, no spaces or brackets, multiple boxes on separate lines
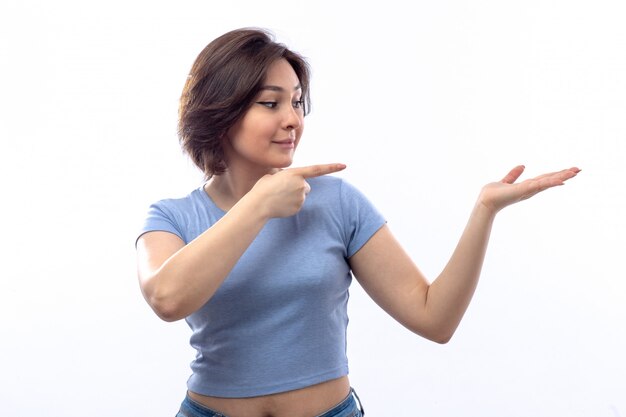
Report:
219,131,232,147
220,145,234,171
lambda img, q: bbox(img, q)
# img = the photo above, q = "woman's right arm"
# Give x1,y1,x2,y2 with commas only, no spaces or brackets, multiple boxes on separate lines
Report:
136,192,270,322
136,163,346,322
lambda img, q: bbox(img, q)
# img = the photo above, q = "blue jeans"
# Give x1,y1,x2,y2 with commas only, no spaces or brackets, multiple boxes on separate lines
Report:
176,387,365,417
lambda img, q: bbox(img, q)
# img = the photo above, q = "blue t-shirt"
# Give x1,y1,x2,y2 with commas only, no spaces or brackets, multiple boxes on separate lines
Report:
138,175,385,397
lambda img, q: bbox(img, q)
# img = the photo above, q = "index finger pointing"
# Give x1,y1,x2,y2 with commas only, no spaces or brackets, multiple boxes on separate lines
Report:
289,163,347,178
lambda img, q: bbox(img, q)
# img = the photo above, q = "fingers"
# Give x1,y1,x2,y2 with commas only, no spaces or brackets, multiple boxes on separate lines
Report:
561,167,582,179
502,165,581,185
289,163,347,179
532,167,581,186
517,167,581,200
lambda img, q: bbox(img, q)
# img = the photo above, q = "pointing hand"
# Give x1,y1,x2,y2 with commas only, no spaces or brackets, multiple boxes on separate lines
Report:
252,163,347,218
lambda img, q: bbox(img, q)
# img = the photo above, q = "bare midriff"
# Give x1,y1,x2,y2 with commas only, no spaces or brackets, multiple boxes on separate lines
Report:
187,375,351,417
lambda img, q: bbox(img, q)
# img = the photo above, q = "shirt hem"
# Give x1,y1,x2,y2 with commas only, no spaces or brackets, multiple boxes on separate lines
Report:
187,366,349,398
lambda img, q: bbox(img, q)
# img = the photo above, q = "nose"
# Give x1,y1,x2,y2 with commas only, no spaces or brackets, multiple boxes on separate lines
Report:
282,105,302,131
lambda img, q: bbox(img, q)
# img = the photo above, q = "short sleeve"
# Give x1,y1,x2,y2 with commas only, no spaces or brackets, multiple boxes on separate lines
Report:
135,201,185,246
339,179,386,258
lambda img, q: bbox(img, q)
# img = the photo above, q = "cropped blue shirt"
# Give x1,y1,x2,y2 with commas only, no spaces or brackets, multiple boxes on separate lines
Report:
138,175,385,397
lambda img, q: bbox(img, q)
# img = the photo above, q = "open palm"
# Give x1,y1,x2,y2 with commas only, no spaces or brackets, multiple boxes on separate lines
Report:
479,165,580,213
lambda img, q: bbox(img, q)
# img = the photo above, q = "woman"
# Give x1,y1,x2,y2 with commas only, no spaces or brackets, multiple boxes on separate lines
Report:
136,28,579,417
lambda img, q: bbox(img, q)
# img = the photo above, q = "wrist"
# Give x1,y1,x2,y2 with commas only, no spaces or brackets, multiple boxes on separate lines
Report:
239,189,272,222
474,197,499,222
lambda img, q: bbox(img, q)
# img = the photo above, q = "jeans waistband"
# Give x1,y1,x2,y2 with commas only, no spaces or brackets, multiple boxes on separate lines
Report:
179,387,364,417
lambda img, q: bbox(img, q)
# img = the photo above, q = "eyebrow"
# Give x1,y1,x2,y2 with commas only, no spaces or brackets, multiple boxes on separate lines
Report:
259,84,302,92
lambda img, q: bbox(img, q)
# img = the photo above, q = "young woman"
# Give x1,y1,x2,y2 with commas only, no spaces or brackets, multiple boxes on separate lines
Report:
136,28,580,417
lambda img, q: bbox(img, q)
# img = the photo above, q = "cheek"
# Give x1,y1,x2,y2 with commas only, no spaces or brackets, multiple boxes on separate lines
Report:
247,116,276,138
230,118,264,144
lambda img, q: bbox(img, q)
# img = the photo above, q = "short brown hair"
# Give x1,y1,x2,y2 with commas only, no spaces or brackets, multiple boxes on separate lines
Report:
178,28,311,178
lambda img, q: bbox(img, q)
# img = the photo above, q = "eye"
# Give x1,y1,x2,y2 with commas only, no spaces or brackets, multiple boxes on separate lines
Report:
257,101,277,109
293,99,304,109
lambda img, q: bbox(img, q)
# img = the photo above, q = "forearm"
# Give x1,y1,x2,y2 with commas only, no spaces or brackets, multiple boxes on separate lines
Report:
350,166,578,343
425,201,496,341
147,193,269,321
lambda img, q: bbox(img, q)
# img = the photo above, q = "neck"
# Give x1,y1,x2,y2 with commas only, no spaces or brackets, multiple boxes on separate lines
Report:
206,163,279,210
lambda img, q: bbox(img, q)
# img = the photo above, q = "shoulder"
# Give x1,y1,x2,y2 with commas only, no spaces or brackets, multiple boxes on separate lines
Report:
307,175,343,193
307,175,372,204
149,186,208,215
305,175,379,219
306,175,363,196
306,176,385,257
139,186,213,244
306,175,352,208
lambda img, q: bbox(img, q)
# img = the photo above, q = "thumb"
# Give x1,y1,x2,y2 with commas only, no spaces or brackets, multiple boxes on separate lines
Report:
501,165,525,184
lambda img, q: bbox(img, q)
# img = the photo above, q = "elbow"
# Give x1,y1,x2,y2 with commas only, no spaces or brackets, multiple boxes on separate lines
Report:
151,300,185,322
431,323,458,344
142,284,187,322
411,324,455,344
432,332,453,344
421,329,454,344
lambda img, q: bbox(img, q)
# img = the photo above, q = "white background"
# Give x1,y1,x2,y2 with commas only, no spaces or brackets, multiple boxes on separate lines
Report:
1,1,625,416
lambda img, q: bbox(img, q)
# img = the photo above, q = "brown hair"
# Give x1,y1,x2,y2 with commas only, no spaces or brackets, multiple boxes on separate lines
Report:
178,28,311,178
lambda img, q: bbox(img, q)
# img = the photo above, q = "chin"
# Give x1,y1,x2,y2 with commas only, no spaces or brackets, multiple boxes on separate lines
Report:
272,157,295,169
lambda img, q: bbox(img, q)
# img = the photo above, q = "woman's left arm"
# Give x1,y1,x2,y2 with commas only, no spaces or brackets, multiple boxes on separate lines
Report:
349,165,580,344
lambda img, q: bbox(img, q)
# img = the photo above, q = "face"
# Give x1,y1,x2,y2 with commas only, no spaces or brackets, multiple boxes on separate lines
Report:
223,58,304,173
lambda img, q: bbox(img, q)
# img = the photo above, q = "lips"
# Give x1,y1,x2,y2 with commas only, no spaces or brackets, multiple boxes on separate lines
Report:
272,138,295,144
272,138,296,149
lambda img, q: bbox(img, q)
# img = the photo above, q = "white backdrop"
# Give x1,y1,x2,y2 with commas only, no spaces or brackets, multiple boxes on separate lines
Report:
1,1,625,416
